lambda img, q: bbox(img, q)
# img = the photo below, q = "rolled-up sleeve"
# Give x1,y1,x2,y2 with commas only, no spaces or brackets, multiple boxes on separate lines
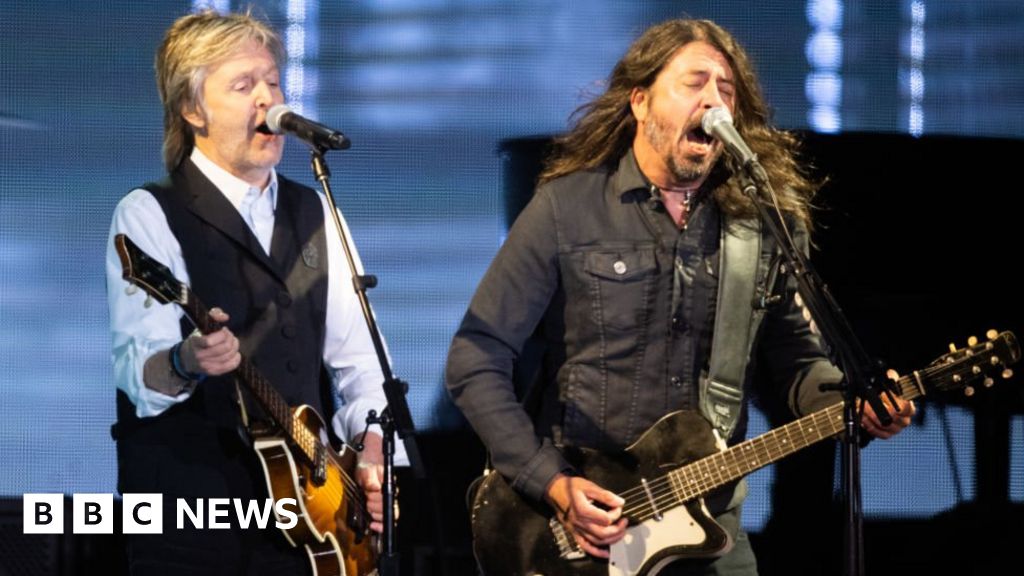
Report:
107,189,194,418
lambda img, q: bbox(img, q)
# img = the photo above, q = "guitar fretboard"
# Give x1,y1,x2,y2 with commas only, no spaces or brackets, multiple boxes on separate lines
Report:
623,359,964,523
184,294,324,467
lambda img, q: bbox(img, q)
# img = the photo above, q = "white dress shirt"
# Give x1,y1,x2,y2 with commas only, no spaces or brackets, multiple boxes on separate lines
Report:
107,148,406,462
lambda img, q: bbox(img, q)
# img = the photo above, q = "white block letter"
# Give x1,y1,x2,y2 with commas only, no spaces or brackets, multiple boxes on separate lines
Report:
73,493,113,534
23,494,63,534
123,493,163,534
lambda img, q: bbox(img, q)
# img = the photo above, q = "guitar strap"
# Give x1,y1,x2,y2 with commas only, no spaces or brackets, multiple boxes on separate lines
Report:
496,219,770,455
701,216,763,440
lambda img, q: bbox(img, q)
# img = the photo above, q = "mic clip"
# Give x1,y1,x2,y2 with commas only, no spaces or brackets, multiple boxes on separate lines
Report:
753,294,784,310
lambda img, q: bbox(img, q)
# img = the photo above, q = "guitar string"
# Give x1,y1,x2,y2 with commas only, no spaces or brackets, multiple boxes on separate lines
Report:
616,368,968,521
613,405,835,504
128,276,375,529
615,407,848,521
611,368,943,511
623,419,838,520
283,403,372,519
547,347,990,526
191,304,374,522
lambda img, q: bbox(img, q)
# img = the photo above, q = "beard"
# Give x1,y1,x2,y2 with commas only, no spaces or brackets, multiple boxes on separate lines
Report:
643,114,720,185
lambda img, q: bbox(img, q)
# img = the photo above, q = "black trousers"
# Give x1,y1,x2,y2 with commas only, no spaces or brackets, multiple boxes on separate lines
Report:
117,411,309,576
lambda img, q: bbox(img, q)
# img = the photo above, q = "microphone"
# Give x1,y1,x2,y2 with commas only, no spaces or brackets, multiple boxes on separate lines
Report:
701,107,755,167
265,104,350,150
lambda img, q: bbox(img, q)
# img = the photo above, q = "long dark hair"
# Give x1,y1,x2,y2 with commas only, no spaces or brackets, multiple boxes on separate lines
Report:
540,19,817,227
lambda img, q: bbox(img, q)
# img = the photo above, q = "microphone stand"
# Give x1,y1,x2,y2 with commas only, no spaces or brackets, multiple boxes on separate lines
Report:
307,142,422,576
734,157,898,576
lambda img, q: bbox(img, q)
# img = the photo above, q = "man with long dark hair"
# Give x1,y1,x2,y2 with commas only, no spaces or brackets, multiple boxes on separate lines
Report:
447,19,913,574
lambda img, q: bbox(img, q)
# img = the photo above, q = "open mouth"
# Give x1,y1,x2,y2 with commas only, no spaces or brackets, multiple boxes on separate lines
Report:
685,126,714,146
255,122,274,135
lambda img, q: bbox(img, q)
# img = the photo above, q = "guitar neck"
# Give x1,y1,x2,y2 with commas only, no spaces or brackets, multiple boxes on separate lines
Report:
634,374,928,520
182,294,321,465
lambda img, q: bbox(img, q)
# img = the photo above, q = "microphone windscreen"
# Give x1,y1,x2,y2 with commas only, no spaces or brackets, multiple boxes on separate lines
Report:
265,104,292,134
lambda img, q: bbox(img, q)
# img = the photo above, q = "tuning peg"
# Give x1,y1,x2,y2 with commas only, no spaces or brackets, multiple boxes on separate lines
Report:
984,377,995,388
964,386,975,397
144,294,153,308
987,329,999,340
967,335,978,347
125,284,138,296
1003,368,1014,379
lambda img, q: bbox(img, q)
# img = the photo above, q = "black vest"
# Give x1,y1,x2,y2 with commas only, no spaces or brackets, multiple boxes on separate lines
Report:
115,159,330,437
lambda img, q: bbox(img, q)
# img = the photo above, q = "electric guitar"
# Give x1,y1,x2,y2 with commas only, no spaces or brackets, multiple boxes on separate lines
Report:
471,331,1020,576
115,233,378,576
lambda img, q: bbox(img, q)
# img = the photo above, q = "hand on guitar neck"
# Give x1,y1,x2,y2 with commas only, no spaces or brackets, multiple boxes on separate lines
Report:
142,305,397,537
544,472,627,558
142,308,241,396
177,307,241,377
180,310,400,537
859,369,916,440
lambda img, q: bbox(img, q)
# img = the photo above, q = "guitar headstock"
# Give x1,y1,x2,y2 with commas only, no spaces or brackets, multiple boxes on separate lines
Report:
923,330,1019,397
114,233,188,307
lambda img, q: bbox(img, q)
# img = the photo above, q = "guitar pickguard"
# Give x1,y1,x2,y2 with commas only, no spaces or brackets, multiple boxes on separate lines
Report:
609,498,731,576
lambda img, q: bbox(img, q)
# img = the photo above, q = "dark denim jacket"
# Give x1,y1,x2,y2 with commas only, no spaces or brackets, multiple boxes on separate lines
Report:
446,150,841,503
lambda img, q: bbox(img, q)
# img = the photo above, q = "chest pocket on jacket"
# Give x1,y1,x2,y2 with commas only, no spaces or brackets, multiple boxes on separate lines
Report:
583,250,658,331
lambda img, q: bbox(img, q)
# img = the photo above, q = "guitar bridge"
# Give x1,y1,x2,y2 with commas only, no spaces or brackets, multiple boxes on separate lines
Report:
548,517,585,560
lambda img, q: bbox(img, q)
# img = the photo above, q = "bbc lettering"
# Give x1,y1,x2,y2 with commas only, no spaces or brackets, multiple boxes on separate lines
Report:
23,494,298,534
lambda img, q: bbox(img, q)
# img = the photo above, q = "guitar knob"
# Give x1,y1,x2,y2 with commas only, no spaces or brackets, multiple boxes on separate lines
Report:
1003,368,1014,379
972,366,982,375
964,386,975,397
984,377,995,388
953,375,962,384
987,329,999,340
967,336,978,347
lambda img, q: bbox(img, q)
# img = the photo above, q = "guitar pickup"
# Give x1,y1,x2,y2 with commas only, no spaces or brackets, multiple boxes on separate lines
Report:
344,497,367,543
312,445,327,487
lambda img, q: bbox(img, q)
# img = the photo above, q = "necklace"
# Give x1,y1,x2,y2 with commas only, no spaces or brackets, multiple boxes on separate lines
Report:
660,186,700,228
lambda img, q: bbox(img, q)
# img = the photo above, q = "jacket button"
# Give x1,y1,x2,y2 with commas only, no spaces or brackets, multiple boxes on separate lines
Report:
671,376,682,388
672,315,686,331
613,260,627,275
276,292,292,308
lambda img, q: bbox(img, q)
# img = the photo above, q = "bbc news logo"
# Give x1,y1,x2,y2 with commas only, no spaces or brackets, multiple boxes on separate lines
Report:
23,494,299,534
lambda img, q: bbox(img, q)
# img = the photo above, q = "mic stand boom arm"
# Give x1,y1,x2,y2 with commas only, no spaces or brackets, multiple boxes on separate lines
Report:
739,159,897,576
308,143,422,576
